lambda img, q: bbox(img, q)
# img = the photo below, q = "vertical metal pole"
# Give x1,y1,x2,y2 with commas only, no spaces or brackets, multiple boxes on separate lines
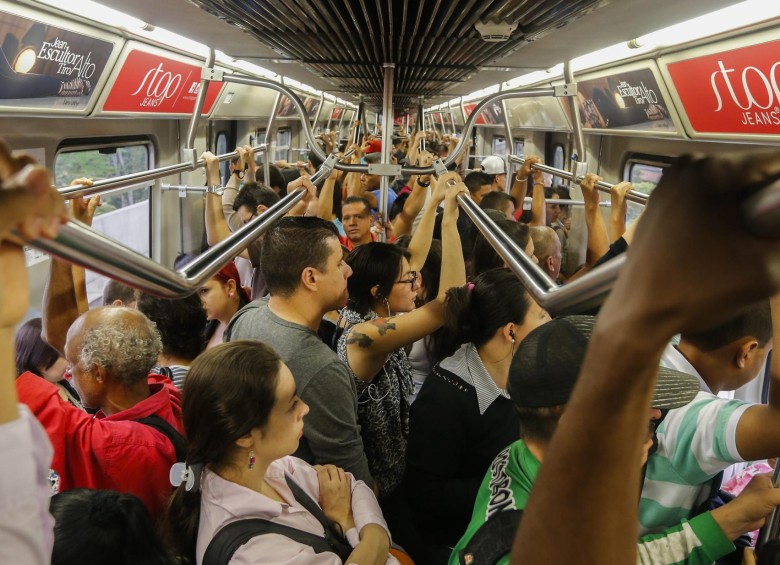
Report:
417,99,425,152
311,93,325,131
326,103,334,132
264,91,282,187
500,84,514,157
353,97,365,146
183,48,216,164
564,61,586,163
379,63,395,240
338,106,347,141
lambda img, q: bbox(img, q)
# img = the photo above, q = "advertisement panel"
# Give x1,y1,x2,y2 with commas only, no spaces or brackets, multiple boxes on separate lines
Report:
0,9,114,111
102,49,223,114
276,94,320,118
666,39,780,135
463,101,503,125
567,67,676,133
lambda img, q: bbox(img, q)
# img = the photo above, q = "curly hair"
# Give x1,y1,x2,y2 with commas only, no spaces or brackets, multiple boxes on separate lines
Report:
136,294,207,362
78,307,162,386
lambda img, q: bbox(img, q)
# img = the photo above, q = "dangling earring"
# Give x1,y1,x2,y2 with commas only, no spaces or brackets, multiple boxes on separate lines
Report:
248,449,256,470
384,298,392,317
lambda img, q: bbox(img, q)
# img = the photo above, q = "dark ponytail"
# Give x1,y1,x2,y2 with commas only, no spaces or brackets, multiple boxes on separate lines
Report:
165,341,282,563
433,268,533,360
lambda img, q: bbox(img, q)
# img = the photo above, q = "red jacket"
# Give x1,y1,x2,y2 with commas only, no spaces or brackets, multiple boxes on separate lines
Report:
16,372,184,519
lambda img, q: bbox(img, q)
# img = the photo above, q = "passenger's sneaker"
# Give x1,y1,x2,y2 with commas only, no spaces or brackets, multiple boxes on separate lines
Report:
57,78,92,97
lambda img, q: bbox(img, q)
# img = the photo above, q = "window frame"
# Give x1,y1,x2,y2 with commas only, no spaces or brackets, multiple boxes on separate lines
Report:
276,128,292,162
552,143,566,170
53,137,155,304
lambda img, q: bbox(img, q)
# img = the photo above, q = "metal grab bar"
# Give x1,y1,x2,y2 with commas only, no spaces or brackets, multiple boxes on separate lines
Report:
25,153,339,298
458,194,621,315
59,145,267,199
521,197,612,208
509,156,649,206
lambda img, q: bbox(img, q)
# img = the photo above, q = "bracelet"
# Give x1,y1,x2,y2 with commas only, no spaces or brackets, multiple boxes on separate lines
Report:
533,182,544,186
515,176,528,183
416,179,431,188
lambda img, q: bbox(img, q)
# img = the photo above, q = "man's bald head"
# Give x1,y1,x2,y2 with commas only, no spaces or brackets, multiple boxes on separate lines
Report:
530,226,562,280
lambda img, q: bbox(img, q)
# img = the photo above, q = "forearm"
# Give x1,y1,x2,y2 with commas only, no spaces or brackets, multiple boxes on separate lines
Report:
0,328,17,424
71,265,89,314
42,258,80,355
222,175,241,231
610,208,627,243
346,172,361,198
406,191,437,272
437,214,466,298
767,294,780,409
637,512,734,565
510,178,528,209
585,204,610,264
317,178,336,220
205,194,232,246
529,183,546,226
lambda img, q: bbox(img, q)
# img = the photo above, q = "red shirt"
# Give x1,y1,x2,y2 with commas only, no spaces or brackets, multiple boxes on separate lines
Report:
16,372,183,519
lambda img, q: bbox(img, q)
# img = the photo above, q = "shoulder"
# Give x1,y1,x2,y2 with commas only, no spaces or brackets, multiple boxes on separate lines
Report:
225,299,267,341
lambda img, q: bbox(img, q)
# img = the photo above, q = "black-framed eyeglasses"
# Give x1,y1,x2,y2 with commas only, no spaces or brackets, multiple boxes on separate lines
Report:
396,271,418,286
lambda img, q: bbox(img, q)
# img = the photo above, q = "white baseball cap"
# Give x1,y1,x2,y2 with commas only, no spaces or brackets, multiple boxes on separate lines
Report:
481,155,506,175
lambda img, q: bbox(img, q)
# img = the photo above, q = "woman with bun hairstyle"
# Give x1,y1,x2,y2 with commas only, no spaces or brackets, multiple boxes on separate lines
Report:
404,268,550,552
199,262,251,349
165,340,396,565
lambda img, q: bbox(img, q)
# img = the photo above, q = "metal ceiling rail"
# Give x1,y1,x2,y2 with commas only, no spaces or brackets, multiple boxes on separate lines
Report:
24,153,340,298
58,145,267,200
509,156,650,206
458,194,622,315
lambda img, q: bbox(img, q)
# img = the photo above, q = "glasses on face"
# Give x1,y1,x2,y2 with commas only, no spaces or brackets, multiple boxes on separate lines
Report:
242,211,257,225
396,271,418,287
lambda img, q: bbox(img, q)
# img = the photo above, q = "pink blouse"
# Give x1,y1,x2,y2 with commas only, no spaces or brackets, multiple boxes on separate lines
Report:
196,455,399,564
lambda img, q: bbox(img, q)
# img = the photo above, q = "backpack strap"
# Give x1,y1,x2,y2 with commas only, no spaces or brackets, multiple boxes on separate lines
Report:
154,366,175,381
284,474,353,561
458,509,523,565
201,518,340,565
133,415,187,462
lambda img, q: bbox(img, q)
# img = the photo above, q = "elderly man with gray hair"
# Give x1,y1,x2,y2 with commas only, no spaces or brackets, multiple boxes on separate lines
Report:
16,306,184,519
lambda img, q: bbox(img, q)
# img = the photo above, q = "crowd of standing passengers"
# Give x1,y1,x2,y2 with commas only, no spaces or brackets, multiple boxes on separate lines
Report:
3,131,780,565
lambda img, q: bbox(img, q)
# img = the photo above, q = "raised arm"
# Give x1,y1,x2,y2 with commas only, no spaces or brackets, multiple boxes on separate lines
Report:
512,153,780,565
528,164,547,227
394,150,434,240
581,173,610,264
316,166,340,221
609,181,633,243
510,155,542,211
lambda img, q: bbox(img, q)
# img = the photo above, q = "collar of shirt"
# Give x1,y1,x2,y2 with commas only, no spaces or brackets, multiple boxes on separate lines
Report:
440,343,510,415
660,342,710,393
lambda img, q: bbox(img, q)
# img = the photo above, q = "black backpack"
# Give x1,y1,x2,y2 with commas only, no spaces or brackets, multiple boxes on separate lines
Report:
202,474,353,565
457,510,523,565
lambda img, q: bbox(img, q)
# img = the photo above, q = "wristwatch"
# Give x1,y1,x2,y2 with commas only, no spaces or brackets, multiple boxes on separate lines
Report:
206,185,225,196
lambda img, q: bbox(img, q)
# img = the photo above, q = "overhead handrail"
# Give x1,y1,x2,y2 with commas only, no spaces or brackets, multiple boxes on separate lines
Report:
457,194,622,315
521,197,612,208
24,153,341,298
509,156,649,206
59,145,267,200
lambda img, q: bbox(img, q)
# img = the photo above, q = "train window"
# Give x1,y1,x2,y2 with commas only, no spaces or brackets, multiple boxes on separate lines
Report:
54,142,153,305
514,140,524,157
492,136,506,156
623,155,670,225
552,144,565,170
276,129,291,161
216,131,229,185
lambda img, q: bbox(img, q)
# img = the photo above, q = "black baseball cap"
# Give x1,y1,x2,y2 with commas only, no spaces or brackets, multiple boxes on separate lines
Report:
508,316,700,410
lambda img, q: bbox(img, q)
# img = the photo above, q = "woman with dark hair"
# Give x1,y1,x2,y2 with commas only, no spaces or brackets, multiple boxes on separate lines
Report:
336,174,467,515
50,489,176,565
405,268,550,551
166,341,396,565
199,262,251,349
471,216,536,277
15,317,80,407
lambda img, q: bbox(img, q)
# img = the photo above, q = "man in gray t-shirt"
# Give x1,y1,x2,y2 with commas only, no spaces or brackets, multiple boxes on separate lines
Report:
225,217,373,486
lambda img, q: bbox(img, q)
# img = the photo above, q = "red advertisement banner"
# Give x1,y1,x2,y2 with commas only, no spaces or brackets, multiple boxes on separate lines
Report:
666,40,780,135
103,49,223,114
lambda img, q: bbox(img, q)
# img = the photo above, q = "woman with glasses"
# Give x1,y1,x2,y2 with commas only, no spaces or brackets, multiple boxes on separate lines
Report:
335,173,467,553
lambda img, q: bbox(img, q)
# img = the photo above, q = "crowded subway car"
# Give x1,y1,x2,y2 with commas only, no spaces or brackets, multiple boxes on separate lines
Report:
2,0,780,563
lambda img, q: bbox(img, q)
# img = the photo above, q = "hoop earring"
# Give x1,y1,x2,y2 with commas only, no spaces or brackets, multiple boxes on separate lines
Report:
248,449,256,470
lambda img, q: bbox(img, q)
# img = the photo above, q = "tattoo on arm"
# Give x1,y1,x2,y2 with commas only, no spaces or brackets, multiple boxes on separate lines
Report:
347,331,374,348
369,319,396,336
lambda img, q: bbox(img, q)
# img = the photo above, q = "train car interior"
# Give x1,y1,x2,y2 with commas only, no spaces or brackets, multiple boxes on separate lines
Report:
1,0,780,563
